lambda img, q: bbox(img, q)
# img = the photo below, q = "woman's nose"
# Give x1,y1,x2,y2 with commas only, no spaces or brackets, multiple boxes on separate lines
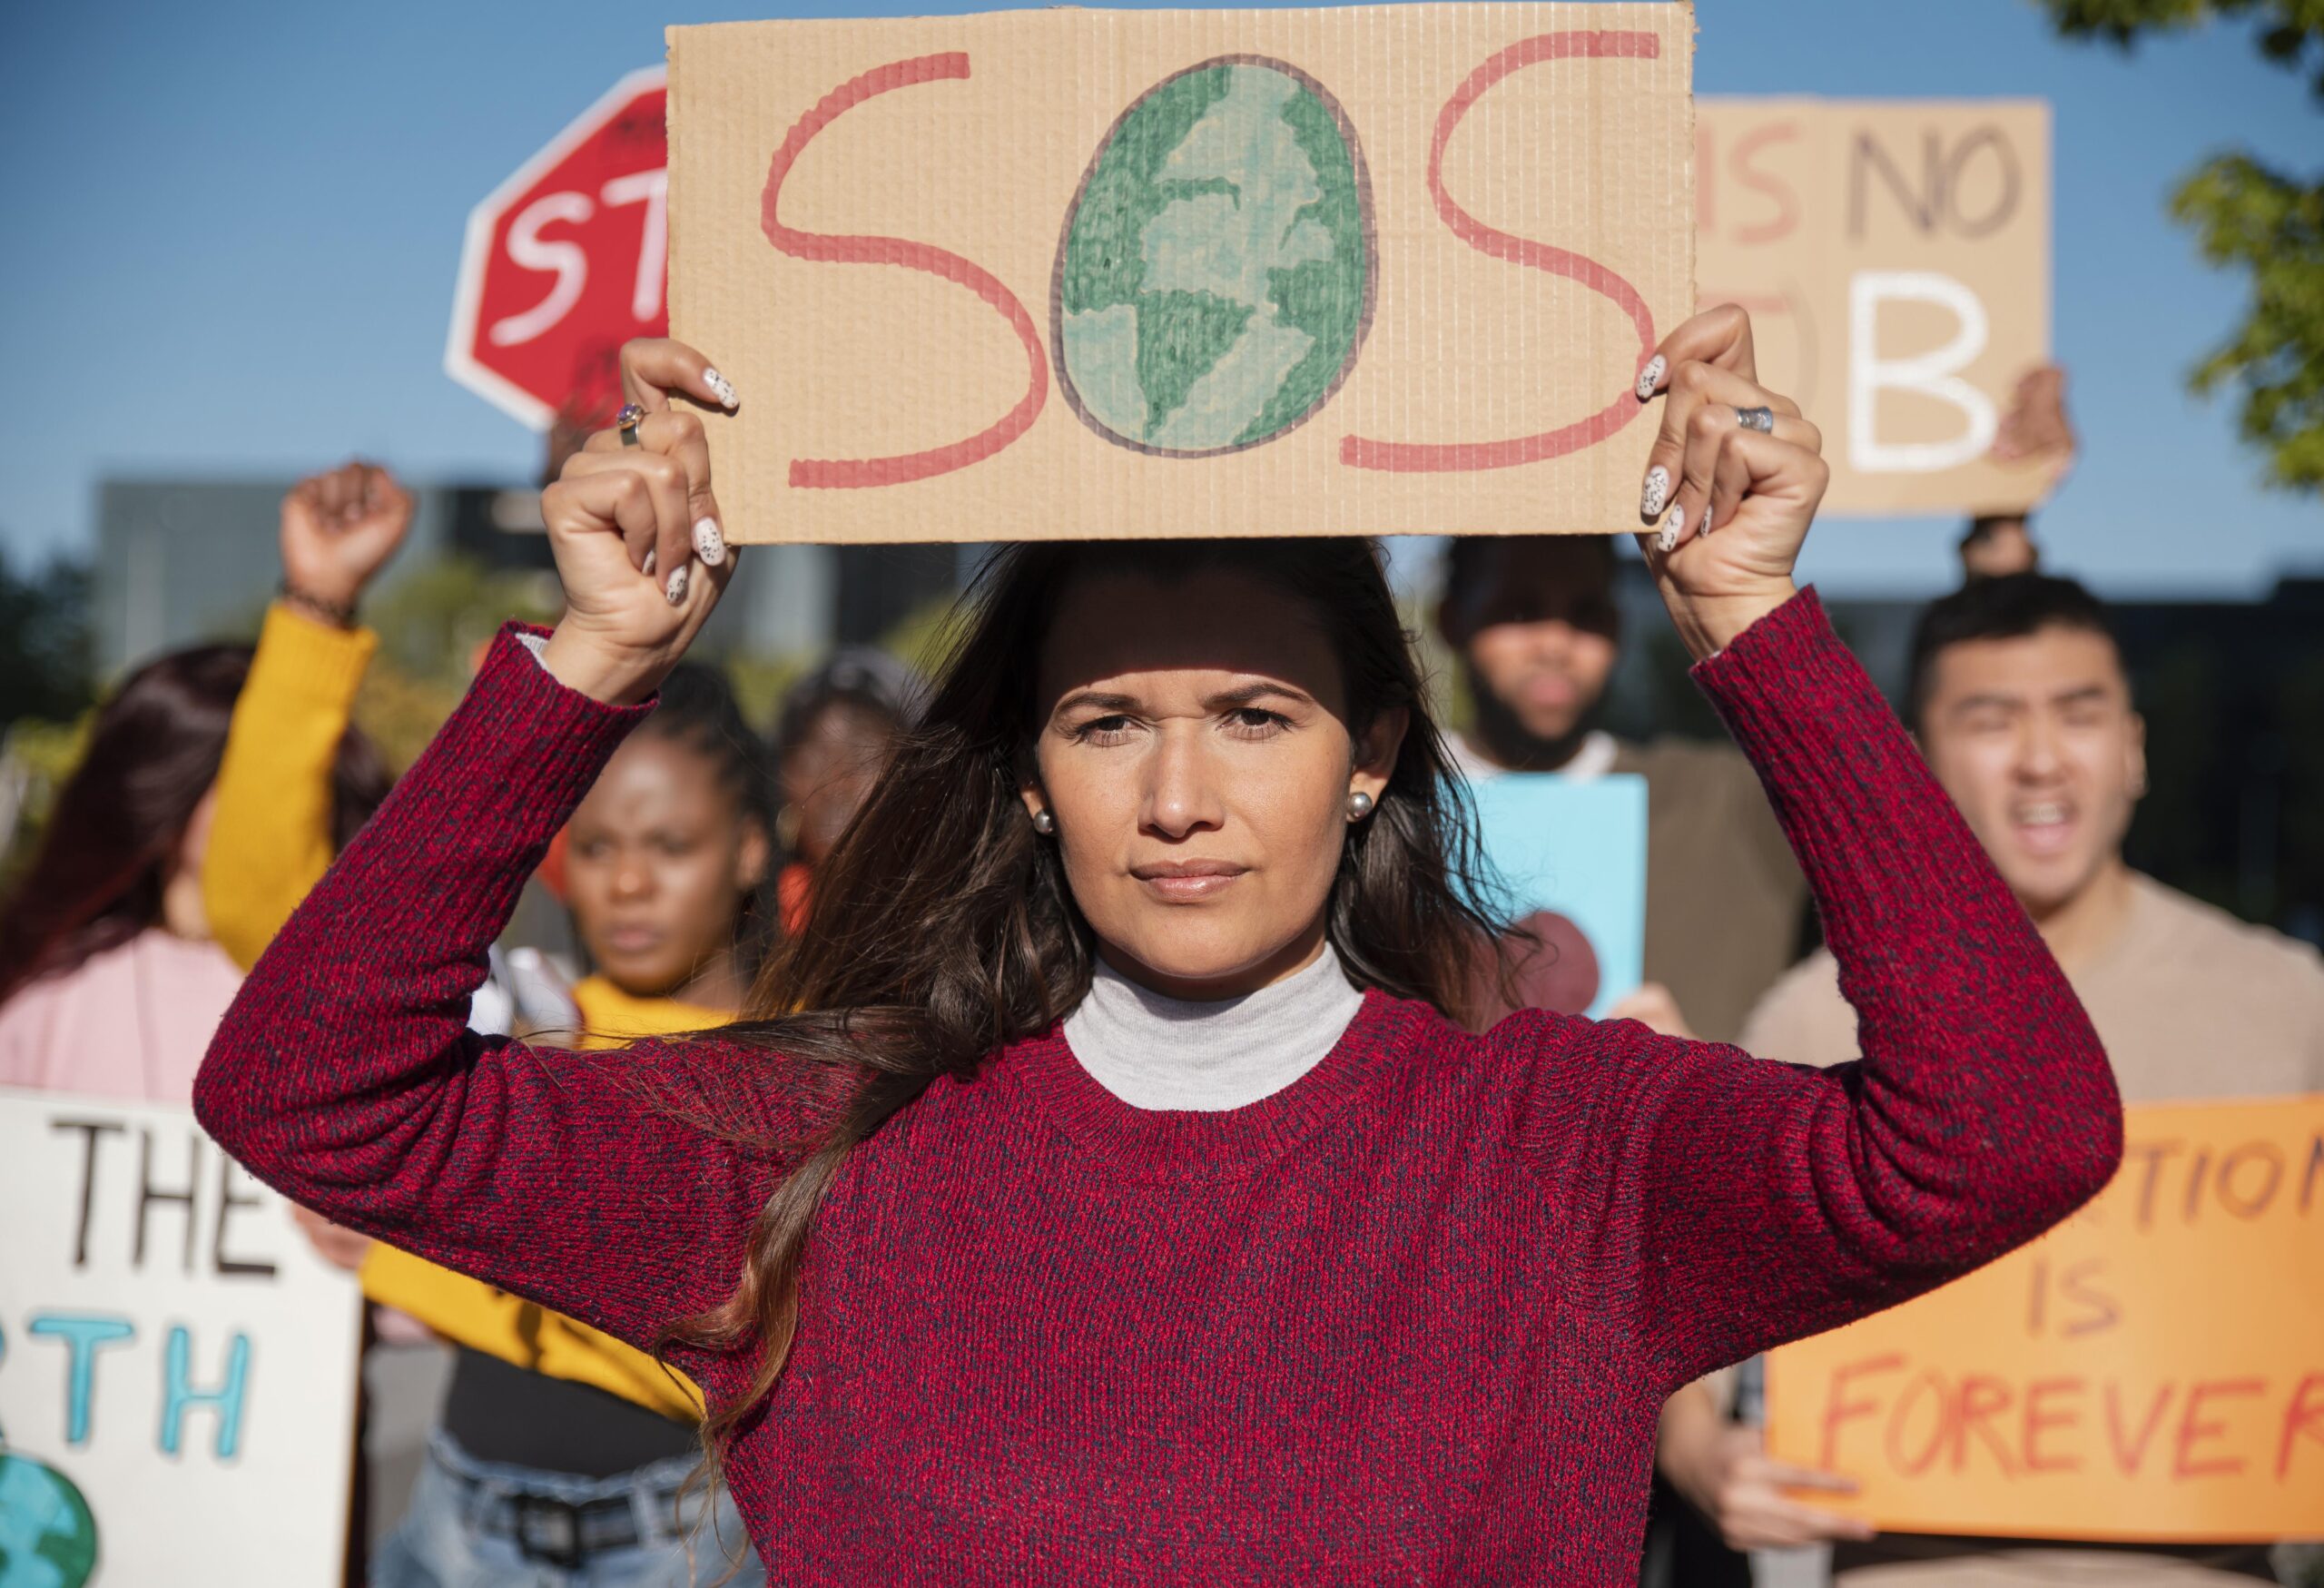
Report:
1142,727,1226,838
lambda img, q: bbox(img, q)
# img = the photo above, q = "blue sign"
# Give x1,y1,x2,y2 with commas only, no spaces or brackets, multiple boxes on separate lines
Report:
1464,773,1648,1021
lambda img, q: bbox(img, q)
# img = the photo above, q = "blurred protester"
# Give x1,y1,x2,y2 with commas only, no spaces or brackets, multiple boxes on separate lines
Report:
770,646,916,935
1729,572,2324,1582
0,635,387,1100
359,664,773,1586
1960,365,2076,582
1433,534,1805,1044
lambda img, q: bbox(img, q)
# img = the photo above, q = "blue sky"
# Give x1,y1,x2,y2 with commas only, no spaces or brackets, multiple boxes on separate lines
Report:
1,0,2314,597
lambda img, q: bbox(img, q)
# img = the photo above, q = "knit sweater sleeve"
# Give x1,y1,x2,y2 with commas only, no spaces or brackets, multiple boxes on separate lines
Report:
1509,589,2122,1394
194,626,796,1368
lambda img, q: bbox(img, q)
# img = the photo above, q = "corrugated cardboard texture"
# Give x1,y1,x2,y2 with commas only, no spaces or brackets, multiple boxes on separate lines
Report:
668,5,1695,545
1698,99,2053,517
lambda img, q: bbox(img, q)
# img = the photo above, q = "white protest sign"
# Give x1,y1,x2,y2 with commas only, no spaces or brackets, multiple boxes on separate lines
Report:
0,1089,361,1586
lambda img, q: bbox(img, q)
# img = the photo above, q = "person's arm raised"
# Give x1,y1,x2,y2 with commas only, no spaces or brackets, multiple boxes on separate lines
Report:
203,461,410,972
194,341,772,1366
1520,308,2122,1390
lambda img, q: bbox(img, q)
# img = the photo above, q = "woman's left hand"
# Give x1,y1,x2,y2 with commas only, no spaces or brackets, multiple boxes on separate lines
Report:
1633,305,1827,658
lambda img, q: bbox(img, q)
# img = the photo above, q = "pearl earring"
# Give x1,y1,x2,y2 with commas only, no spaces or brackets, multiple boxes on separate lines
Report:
1031,808,1056,835
1345,790,1375,822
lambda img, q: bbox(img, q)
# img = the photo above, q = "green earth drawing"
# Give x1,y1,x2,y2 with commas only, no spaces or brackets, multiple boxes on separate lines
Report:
1055,58,1374,456
0,1450,97,1588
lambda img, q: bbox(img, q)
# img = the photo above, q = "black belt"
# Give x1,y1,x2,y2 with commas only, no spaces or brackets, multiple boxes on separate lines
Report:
470,1476,689,1568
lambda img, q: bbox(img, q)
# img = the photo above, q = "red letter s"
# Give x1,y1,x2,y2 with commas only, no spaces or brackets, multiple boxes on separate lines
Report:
763,54,1048,488
1340,31,1661,474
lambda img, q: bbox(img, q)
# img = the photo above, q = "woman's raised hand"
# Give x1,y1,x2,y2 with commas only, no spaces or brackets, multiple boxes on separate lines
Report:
537,339,743,705
1633,305,1827,658
280,460,413,623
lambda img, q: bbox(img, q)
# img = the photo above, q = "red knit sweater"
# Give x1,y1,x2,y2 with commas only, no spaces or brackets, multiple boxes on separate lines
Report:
196,590,2122,1585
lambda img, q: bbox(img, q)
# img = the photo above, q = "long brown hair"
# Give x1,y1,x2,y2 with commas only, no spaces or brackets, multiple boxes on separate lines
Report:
0,643,389,1008
663,537,1511,1478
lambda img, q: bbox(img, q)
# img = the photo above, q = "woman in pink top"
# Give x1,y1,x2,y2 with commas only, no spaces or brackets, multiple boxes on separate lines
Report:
0,637,388,1105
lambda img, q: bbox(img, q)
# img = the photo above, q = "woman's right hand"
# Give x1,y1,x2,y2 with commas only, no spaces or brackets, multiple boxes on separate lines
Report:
538,339,743,705
1669,1420,1873,1551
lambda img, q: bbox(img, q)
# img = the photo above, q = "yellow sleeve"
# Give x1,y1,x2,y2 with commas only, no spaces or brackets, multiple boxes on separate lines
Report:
360,1243,703,1421
202,603,379,972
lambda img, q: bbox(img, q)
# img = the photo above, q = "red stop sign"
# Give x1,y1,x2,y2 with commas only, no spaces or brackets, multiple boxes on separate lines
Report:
446,68,668,430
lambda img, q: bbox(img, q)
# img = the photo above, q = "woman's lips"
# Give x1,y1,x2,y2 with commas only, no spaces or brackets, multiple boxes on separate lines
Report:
602,924,665,954
1131,860,1247,902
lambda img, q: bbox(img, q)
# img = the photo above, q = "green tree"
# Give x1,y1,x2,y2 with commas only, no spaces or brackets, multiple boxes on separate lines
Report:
2038,0,2324,489
0,548,94,729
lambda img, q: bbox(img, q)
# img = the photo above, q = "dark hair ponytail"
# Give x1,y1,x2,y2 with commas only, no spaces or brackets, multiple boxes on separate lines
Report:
655,538,1509,1497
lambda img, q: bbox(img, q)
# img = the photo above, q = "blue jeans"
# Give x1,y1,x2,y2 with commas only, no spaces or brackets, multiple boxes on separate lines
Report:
373,1431,765,1588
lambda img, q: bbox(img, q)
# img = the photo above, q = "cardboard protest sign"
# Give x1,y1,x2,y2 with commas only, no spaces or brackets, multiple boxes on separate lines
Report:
1467,774,1647,1020
1765,1097,2324,1542
1697,98,2056,517
665,4,1695,545
0,1090,361,1585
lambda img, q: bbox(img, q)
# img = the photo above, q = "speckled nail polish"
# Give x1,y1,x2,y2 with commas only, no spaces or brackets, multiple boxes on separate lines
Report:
665,563,689,605
1635,354,1666,403
1641,466,1669,520
1657,506,1684,553
704,369,738,409
693,518,725,567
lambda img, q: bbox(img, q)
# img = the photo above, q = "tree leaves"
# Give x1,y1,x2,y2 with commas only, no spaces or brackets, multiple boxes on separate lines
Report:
2037,0,2324,491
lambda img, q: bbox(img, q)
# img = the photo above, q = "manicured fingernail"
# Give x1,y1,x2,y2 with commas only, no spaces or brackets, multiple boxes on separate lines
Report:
642,547,657,577
1635,354,1665,402
693,518,725,567
1657,507,1683,553
665,563,690,606
1700,503,1716,536
703,369,737,409
1641,466,1669,520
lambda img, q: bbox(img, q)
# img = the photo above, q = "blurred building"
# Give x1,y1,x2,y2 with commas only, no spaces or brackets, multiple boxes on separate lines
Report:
91,476,966,675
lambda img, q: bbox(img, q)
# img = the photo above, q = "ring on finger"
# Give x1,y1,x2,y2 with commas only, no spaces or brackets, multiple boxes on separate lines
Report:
615,403,648,448
1735,405,1776,434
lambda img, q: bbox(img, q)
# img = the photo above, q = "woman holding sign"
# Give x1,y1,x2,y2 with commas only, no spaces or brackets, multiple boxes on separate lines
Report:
197,307,2122,1585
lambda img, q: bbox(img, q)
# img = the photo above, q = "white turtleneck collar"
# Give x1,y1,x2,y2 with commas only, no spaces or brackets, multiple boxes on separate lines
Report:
1061,942,1367,1113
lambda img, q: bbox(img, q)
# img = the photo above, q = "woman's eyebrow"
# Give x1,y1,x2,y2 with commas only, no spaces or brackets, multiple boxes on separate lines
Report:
1052,689,1142,716
1206,681,1315,711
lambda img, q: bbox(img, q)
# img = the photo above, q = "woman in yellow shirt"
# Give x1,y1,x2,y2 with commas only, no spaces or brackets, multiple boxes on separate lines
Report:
203,480,778,1584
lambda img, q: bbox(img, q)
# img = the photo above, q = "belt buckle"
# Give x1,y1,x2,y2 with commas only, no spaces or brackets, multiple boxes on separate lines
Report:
513,1494,587,1570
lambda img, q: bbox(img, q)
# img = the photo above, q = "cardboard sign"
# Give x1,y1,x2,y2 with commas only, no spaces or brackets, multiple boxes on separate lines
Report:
1765,1097,2324,1543
1467,773,1647,1020
0,1090,362,1586
666,5,1695,545
1696,98,2056,517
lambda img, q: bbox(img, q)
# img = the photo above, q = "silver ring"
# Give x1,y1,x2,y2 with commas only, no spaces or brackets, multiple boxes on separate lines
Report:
1736,405,1776,434
615,402,648,447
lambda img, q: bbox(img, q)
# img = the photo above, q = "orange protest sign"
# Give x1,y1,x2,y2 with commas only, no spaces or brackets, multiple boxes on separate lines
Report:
1766,1097,2324,1542
666,5,1696,545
